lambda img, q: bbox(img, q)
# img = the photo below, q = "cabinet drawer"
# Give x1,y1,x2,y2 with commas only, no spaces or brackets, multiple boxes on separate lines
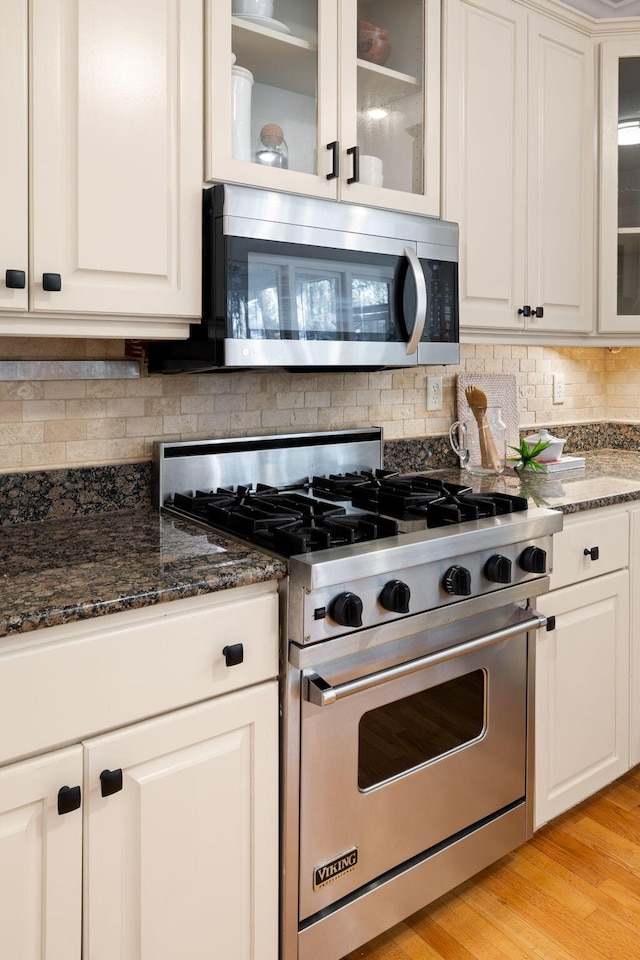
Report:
0,582,279,766
549,510,629,590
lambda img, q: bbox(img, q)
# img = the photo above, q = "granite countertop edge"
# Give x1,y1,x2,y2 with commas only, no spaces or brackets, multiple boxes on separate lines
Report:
0,509,287,640
4,444,640,640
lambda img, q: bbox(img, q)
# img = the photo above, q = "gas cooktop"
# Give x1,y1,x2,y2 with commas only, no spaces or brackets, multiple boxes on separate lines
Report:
168,472,530,558
155,428,563,645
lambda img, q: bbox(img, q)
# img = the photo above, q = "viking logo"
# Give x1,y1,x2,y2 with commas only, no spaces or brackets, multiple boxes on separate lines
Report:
313,847,358,889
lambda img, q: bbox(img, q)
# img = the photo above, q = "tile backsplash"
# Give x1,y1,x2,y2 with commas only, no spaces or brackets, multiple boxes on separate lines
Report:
0,337,636,473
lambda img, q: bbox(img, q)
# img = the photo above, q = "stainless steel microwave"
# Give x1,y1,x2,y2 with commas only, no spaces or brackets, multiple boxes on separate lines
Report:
148,184,459,372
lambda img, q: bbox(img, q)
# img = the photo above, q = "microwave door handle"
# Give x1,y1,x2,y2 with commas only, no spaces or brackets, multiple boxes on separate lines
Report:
403,246,427,355
304,610,547,707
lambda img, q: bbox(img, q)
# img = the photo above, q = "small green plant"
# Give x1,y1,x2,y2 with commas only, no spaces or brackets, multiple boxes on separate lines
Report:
507,438,551,474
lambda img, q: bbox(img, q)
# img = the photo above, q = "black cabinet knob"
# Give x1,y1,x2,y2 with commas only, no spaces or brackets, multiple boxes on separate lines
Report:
58,784,81,815
484,554,512,584
5,269,26,289
443,565,472,596
100,768,123,797
222,643,244,667
328,591,363,627
533,306,544,318
518,305,532,317
42,272,62,292
519,545,547,574
584,546,600,561
379,579,411,614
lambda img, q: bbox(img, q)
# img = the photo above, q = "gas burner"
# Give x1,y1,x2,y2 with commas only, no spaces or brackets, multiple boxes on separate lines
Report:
351,474,473,519
266,513,399,555
311,470,396,501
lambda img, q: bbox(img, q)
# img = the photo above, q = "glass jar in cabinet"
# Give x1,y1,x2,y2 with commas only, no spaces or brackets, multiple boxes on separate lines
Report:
206,1,440,216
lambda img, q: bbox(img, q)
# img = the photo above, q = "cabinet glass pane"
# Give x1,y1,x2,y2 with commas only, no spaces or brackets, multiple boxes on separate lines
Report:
231,1,319,175
356,0,424,195
618,58,640,313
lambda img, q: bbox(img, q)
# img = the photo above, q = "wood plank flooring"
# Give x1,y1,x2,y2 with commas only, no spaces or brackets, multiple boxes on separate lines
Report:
341,766,640,960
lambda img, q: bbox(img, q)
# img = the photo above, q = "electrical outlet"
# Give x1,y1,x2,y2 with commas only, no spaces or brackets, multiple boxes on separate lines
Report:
427,375,442,411
553,373,565,404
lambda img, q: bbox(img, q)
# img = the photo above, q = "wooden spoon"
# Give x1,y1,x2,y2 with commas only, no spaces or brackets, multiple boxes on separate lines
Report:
464,385,501,471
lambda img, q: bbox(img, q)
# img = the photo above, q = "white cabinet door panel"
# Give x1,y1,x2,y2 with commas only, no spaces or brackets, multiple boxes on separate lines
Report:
527,15,595,334
0,746,83,960
0,0,28,311
443,0,527,329
535,570,630,828
84,683,279,960
30,0,202,320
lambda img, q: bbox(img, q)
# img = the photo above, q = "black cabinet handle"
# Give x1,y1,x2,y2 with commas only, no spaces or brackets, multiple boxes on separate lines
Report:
222,643,244,667
533,306,544,318
518,305,532,317
584,546,600,561
100,768,124,797
326,140,340,181
5,269,26,289
42,273,62,292
346,145,359,184
58,784,81,815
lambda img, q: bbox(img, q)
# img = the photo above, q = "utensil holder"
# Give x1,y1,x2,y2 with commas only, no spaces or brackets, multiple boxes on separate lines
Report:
449,406,506,476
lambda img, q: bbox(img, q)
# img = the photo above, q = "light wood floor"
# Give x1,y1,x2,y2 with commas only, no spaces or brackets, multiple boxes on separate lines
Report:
341,765,640,960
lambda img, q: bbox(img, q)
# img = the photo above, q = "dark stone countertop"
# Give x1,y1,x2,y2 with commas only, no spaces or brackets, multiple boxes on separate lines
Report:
421,448,640,514
0,509,287,639
4,446,640,641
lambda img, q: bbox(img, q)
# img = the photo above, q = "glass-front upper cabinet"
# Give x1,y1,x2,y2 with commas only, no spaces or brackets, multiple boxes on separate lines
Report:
601,40,640,333
206,1,440,216
339,0,440,215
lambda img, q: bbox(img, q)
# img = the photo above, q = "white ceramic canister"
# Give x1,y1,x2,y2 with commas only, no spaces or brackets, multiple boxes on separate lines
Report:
231,55,254,162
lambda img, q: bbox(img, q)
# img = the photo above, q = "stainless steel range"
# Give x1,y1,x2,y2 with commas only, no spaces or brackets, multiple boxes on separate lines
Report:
154,428,563,960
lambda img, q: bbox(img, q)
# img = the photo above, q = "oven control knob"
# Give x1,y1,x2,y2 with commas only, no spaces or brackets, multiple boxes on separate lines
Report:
379,579,411,614
484,554,512,584
328,592,363,628
519,545,547,574
442,565,472,596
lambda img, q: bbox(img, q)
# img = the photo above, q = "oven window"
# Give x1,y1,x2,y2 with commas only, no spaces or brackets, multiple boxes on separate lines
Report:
358,670,486,790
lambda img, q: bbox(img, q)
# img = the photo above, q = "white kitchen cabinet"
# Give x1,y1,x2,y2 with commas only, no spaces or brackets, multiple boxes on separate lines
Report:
629,509,640,767
534,508,630,829
84,685,278,960
442,0,595,336
0,583,280,960
0,0,203,337
206,0,440,216
600,37,640,335
0,1,28,313
0,747,83,960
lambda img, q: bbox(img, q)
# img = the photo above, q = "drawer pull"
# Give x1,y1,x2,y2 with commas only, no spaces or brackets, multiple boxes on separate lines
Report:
584,546,600,561
42,272,62,291
5,269,26,289
58,784,81,815
223,643,244,667
100,768,123,797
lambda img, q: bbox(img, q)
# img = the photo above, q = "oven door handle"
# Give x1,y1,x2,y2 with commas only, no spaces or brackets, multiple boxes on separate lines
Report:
304,610,547,707
404,245,427,355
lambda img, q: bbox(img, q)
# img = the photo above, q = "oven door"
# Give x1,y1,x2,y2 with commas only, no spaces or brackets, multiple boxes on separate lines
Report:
297,610,534,921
